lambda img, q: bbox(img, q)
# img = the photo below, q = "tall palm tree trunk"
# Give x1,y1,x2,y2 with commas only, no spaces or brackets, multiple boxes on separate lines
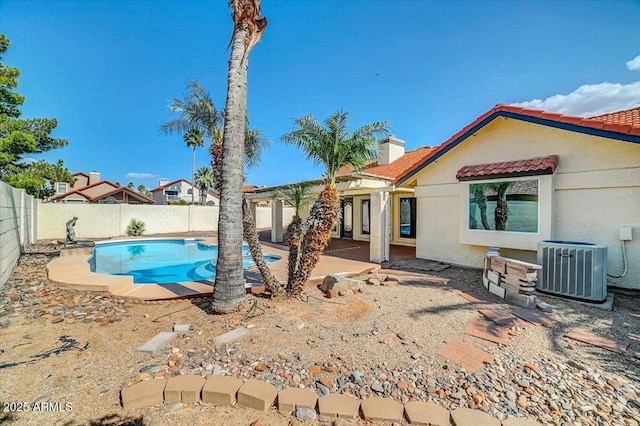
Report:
285,215,304,293
290,187,340,294
213,24,250,314
242,197,282,294
191,147,196,204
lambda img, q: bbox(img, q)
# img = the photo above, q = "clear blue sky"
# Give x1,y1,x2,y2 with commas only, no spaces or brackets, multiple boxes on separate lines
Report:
2,0,639,189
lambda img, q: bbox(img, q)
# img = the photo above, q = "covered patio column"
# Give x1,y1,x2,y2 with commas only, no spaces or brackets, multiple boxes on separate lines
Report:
370,191,390,263
271,199,284,243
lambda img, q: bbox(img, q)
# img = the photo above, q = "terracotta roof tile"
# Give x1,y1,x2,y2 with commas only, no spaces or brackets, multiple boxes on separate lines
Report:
337,146,435,180
456,155,558,180
589,107,640,128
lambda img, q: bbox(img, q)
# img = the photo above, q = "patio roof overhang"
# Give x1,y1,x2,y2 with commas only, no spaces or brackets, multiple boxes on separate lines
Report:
244,173,402,201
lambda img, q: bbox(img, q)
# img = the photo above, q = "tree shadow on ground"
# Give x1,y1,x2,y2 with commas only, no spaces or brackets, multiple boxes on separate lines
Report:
87,413,145,425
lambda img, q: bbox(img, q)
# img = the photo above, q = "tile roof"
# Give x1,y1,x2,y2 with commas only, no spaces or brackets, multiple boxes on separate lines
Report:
456,155,559,180
337,146,436,180
394,105,640,186
589,107,640,130
149,179,191,192
51,180,155,204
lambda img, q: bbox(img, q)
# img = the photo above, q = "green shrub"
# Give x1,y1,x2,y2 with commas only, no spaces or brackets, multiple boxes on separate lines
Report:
169,199,189,206
127,219,145,236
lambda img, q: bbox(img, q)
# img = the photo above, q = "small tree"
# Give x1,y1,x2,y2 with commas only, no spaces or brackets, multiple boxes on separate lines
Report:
194,166,215,205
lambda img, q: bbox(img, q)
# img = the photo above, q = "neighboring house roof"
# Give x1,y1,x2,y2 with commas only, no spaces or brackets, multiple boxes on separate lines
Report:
337,146,436,180
395,105,640,186
149,178,192,193
243,185,259,192
51,178,155,204
456,155,559,181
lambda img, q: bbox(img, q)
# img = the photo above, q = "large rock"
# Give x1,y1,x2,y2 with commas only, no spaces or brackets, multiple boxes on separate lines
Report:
320,275,364,293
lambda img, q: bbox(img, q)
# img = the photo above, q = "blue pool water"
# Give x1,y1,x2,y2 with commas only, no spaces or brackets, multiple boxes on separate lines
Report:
90,239,281,284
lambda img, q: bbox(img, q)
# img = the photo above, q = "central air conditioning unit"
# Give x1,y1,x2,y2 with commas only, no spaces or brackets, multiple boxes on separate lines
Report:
537,241,608,303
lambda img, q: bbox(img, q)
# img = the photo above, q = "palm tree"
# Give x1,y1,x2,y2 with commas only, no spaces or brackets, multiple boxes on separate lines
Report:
161,81,222,204
213,0,267,314
184,128,204,204
281,110,388,290
194,166,215,205
277,182,315,295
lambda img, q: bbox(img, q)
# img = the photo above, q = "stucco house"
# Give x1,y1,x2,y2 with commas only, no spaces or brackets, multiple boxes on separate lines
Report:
149,179,219,206
50,172,155,204
394,105,639,290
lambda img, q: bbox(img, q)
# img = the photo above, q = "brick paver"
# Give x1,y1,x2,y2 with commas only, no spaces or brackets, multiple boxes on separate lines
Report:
404,401,450,426
451,407,500,426
437,339,494,371
317,393,360,419
277,387,318,413
201,376,243,405
512,309,557,327
164,374,206,403
237,380,278,410
360,397,403,422
478,309,524,326
465,319,510,345
121,378,167,410
565,328,629,354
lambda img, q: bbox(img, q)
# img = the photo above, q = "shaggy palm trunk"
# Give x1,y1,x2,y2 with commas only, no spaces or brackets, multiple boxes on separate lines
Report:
242,197,282,294
284,215,304,293
213,25,250,314
210,140,223,193
289,187,340,294
477,194,490,230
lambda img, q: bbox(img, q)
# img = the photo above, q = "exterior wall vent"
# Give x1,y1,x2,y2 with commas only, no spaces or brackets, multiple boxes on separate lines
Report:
537,241,607,303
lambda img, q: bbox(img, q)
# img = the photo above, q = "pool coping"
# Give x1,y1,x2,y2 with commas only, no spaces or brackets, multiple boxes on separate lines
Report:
46,237,380,300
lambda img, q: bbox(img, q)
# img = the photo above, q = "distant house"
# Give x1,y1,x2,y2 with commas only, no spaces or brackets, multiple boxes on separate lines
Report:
149,179,219,206
50,172,155,204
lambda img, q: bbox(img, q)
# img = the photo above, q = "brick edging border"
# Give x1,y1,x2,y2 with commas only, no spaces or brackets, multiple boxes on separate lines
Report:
121,374,540,425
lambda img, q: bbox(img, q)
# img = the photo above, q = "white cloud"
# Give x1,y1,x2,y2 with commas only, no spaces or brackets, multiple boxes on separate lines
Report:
511,81,640,117
126,172,159,179
627,55,640,71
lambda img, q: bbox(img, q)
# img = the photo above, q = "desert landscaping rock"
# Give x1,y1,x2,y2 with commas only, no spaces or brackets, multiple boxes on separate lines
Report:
360,396,404,422
213,326,251,346
237,380,278,410
3,242,640,426
164,374,206,403
404,401,450,426
201,376,243,405
137,331,177,354
500,417,544,426
121,378,167,411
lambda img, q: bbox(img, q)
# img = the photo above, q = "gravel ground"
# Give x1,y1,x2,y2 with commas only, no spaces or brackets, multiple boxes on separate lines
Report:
1,243,639,426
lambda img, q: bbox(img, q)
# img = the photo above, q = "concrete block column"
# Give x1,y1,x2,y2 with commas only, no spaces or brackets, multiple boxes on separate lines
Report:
370,191,390,263
271,200,284,243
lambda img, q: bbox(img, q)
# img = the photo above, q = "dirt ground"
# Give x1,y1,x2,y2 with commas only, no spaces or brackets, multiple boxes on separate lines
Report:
1,244,639,426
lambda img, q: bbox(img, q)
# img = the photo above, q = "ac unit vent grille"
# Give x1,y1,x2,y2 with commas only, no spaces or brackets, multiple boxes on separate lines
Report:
537,241,607,303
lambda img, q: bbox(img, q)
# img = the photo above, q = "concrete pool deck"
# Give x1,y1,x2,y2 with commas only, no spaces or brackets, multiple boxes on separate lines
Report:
46,236,380,300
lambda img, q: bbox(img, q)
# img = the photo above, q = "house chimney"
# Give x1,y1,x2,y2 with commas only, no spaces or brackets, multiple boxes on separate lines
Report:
89,171,101,185
378,135,405,165
159,178,169,187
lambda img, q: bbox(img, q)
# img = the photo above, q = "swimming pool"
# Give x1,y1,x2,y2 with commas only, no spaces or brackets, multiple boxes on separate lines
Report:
89,239,281,284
